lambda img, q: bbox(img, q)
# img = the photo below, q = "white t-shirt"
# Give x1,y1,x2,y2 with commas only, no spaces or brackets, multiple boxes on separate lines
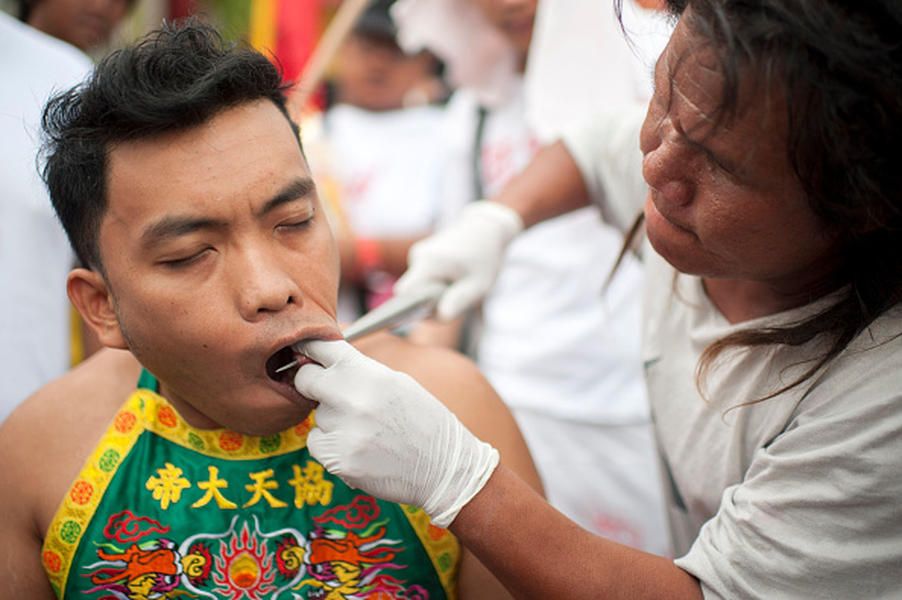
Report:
564,108,902,597
0,13,92,422
441,83,648,425
307,103,447,322
320,104,446,239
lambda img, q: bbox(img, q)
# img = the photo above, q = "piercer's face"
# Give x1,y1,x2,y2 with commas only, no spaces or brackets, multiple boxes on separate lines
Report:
99,100,342,434
639,13,838,286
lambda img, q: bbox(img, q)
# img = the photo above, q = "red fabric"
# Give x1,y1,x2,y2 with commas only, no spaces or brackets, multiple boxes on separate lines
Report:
168,0,194,19
353,238,383,280
275,0,320,85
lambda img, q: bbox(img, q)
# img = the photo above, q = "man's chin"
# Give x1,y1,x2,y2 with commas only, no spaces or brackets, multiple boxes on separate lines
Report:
233,404,314,437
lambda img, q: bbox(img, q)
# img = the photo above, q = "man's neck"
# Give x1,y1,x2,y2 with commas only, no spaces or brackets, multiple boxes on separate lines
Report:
157,381,222,430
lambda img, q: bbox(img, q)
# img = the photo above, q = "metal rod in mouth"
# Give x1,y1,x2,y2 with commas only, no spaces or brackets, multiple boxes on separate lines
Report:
272,282,446,375
274,359,299,374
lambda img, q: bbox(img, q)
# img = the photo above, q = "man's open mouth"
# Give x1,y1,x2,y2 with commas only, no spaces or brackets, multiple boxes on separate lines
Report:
265,346,309,386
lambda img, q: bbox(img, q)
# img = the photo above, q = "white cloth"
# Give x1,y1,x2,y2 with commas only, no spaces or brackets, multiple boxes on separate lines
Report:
564,108,902,598
438,79,667,551
524,0,672,142
321,104,446,239
0,13,92,422
306,104,447,322
511,406,670,556
563,104,651,234
441,84,649,426
392,0,518,108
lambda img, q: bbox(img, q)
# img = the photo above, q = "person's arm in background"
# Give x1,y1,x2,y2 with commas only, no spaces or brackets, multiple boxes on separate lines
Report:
339,235,425,282
394,105,648,321
488,140,592,227
494,102,650,229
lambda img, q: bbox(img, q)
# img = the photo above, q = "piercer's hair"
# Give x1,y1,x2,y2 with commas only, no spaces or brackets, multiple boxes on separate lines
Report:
616,0,902,403
41,19,299,270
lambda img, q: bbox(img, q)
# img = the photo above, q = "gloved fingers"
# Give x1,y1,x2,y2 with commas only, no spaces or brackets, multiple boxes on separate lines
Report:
293,361,335,416
307,428,348,477
306,426,324,459
307,428,333,466
294,338,356,368
393,262,445,298
436,278,486,321
392,270,421,298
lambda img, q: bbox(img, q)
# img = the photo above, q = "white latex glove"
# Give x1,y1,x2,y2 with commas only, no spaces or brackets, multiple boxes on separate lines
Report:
293,339,500,528
394,201,524,321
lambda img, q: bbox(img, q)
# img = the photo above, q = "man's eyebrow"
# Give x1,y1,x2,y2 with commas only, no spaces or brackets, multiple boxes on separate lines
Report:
256,177,316,218
140,215,226,248
139,178,316,249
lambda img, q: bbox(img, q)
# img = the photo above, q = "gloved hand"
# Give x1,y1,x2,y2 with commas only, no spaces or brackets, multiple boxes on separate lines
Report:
394,201,524,321
293,339,500,528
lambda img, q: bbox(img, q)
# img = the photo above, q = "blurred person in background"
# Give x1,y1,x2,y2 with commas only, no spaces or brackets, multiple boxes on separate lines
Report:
396,0,671,555
0,10,92,422
17,0,134,54
13,0,140,373
304,0,450,322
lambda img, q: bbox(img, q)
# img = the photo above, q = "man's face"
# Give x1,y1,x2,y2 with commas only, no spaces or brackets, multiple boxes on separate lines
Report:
28,0,128,52
639,11,838,288
97,100,342,435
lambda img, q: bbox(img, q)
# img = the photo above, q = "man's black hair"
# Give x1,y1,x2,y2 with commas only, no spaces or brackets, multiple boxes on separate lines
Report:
41,19,299,271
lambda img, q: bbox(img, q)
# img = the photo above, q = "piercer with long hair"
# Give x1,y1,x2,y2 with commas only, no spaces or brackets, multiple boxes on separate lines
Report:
293,0,902,597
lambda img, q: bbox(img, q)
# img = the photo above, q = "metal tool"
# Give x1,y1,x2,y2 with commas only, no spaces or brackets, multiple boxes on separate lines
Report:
274,282,446,374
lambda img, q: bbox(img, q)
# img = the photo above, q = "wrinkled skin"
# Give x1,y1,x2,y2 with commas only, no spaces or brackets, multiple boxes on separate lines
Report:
639,11,840,320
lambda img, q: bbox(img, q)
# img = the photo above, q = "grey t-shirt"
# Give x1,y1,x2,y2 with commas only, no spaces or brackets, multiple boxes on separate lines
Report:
646,253,902,598
563,109,902,598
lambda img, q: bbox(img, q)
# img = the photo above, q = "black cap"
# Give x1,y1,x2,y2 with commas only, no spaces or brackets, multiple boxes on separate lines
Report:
354,0,398,41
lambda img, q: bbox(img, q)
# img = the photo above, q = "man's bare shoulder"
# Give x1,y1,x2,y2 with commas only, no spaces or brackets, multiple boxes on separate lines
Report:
3,348,141,437
0,349,142,534
354,333,542,493
355,333,497,417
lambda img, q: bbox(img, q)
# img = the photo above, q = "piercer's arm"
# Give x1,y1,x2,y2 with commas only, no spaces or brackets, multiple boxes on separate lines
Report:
491,140,592,227
394,105,648,320
296,339,702,599
493,104,648,232
451,465,702,600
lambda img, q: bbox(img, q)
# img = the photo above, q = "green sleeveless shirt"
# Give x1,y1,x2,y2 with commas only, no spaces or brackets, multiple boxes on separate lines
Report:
41,370,459,599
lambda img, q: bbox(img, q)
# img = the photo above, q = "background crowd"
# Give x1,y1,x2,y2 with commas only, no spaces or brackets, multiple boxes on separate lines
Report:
0,0,671,554
1,0,672,554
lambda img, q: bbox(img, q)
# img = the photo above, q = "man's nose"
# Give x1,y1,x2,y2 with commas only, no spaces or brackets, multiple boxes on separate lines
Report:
232,244,302,321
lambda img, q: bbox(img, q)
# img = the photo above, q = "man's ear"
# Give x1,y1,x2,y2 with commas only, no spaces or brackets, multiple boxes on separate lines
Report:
67,268,128,350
